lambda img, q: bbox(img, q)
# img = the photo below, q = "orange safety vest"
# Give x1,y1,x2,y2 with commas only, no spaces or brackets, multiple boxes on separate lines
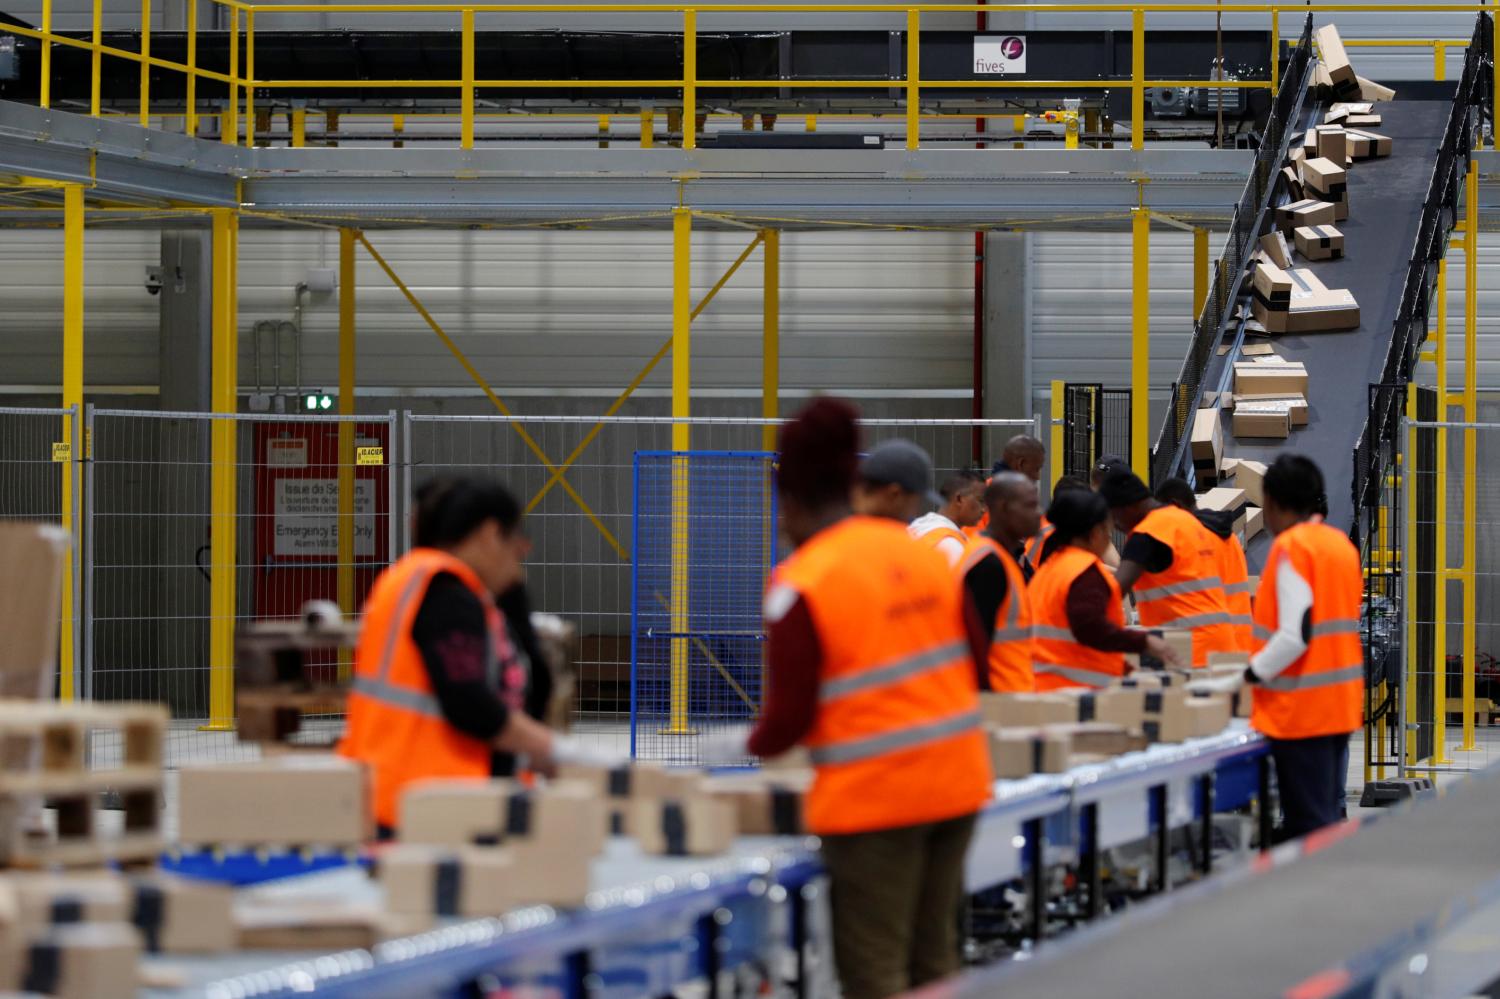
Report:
1250,521,1364,740
773,516,992,835
1216,531,1255,651
1021,517,1055,570
339,548,499,829
958,536,1035,693
1128,506,1238,667
917,522,969,563
1028,545,1127,689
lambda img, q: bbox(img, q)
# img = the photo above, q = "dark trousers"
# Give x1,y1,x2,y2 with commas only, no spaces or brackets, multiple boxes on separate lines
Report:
1270,732,1351,841
818,812,976,999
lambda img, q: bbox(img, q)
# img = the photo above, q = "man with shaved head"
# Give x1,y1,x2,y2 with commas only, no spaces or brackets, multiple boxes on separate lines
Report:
992,435,1047,483
957,472,1042,692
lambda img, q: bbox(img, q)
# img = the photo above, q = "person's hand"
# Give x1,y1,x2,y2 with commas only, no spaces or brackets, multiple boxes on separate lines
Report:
697,727,753,767
1144,633,1186,669
548,734,631,771
1186,673,1244,696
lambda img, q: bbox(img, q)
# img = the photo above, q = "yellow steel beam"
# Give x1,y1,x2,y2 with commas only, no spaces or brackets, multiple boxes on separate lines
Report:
337,229,357,681
1270,8,1278,93
245,10,255,144
672,206,693,453
1495,10,1499,149
184,0,197,133
1462,157,1477,749
232,3,1500,14
1131,8,1145,150
906,8,920,150
682,9,696,149
641,108,655,148
1050,379,1065,488
224,10,239,144
1192,227,1208,321
206,207,239,731
1404,383,1417,769
1130,206,1149,475
59,183,84,701
39,0,51,109
291,109,307,146
762,228,780,452
1433,254,1450,763
140,0,152,128
354,231,628,558
667,204,693,734
90,0,103,117
461,9,475,148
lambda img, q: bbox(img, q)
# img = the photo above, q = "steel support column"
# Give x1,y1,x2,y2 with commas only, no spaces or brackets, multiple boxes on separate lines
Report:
1131,207,1150,476
762,228,780,452
1050,379,1065,489
1192,227,1209,321
667,207,693,734
1462,158,1478,750
337,228,357,680
206,207,239,731
1434,253,1450,763
59,183,84,701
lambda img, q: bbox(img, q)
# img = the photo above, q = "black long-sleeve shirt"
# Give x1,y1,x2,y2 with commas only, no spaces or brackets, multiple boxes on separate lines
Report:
409,573,511,741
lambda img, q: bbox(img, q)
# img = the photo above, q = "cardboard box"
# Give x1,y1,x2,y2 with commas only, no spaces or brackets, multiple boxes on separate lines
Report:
1186,693,1234,737
979,692,1081,728
1344,113,1382,128
1301,129,1318,158
1056,687,1158,733
1228,459,1268,506
631,798,737,856
1232,394,1309,427
19,923,140,999
1357,75,1396,102
1314,125,1348,165
1139,688,1193,743
398,778,607,858
177,754,370,846
13,873,128,932
1252,260,1292,310
0,522,69,702
1289,144,1306,165
1278,165,1303,202
1294,224,1344,261
988,727,1070,778
556,762,702,835
1191,407,1224,474
1234,361,1308,397
234,900,421,950
127,873,235,954
1275,199,1337,231
1314,25,1360,98
1259,231,1292,270
382,843,593,917
1198,487,1250,534
1049,722,1148,758
1233,403,1293,439
1330,101,1372,116
1298,157,1347,200
703,772,811,836
1287,289,1360,333
1310,62,1331,90
1244,506,1265,541
1346,128,1392,159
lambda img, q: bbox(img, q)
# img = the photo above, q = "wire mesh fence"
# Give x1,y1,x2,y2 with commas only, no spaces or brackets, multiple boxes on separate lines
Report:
86,408,397,766
403,413,1039,756
1400,415,1500,777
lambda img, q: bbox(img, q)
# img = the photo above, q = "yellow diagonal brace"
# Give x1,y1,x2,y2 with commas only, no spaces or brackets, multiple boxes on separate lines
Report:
356,231,627,558
523,230,765,515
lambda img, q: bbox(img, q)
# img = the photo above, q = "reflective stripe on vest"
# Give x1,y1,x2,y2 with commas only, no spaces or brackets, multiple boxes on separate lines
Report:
1259,663,1363,692
1032,624,1076,642
1149,611,1235,630
1224,581,1256,596
1227,614,1255,628
993,570,1028,643
1033,661,1113,688
820,640,969,703
1136,576,1225,603
1311,619,1361,638
375,570,433,681
808,709,983,766
1253,623,1273,642
350,674,444,719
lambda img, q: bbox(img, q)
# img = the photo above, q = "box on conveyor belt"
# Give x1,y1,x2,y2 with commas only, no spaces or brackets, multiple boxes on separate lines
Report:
1234,361,1308,397
398,778,607,858
176,753,370,847
234,900,425,951
1231,394,1309,426
1116,670,1188,691
1298,157,1347,200
1197,487,1250,534
1346,128,1393,160
980,691,1080,728
1053,722,1149,761
1233,402,1292,439
988,726,1071,778
1329,101,1372,118
1053,687,1150,733
1357,75,1396,102
1206,655,1254,718
1259,230,1292,270
1294,224,1344,261
1191,408,1224,484
1251,260,1292,311
126,873,235,955
556,761,703,835
1289,144,1306,165
631,797,737,856
1314,125,1349,166
1224,458,1267,506
1314,25,1360,98
1345,113,1382,128
12,873,128,933
382,843,593,918
0,521,69,701
1278,165,1303,202
1284,288,1360,333
17,923,140,999
702,771,812,836
1186,692,1235,736
1140,687,1227,743
1245,506,1265,541
1274,198,1337,231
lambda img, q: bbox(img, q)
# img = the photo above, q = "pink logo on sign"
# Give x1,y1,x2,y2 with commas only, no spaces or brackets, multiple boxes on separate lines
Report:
1001,36,1024,59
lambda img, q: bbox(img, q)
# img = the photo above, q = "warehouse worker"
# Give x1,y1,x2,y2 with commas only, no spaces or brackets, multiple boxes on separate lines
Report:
853,438,945,523
1030,489,1183,689
958,472,1039,692
736,399,991,999
910,469,987,565
989,435,1051,570
1091,454,1129,491
1100,470,1238,668
1189,455,1363,839
340,476,608,837
1156,477,1254,652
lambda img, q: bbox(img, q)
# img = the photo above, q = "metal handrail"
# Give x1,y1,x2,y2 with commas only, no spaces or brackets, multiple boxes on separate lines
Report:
4,3,1499,148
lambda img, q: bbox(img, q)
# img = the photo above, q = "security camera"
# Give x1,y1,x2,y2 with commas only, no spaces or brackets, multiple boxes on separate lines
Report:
144,266,163,296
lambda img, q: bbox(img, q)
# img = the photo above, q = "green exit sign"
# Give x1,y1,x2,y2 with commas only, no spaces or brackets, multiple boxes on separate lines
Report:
304,394,333,411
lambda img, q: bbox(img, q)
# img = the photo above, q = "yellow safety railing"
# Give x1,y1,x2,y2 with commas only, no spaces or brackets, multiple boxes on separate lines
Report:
1,3,1497,149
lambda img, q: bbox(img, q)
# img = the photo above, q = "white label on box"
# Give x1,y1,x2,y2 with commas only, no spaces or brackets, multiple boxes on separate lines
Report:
973,35,1027,74
267,438,309,467
274,478,376,556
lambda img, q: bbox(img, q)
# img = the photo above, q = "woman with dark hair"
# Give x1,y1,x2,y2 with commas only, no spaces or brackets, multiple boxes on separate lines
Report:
1029,489,1183,689
339,475,605,836
735,397,992,999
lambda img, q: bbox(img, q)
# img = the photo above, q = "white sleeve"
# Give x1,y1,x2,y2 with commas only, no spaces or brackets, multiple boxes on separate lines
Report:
937,536,966,566
1249,558,1313,682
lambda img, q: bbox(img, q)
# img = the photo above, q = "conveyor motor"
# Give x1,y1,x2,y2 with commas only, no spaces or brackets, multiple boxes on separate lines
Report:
1148,59,1245,118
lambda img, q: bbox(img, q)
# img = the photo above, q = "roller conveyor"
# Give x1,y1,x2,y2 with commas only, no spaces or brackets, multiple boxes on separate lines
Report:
917,760,1500,999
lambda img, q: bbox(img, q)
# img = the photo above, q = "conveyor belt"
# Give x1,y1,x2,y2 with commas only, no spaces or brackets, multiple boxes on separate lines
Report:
1203,98,1448,566
923,762,1500,999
